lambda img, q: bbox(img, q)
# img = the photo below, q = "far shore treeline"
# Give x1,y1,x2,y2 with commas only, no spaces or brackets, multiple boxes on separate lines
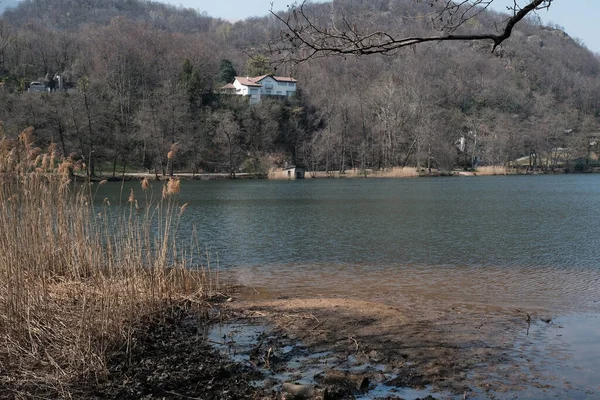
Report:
1,0,600,177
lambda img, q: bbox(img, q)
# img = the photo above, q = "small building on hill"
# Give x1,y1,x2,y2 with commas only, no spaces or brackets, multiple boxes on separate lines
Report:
223,75,297,104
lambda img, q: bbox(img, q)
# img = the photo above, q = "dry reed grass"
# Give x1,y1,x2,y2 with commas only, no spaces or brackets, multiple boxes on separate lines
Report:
0,128,217,397
474,166,508,176
361,167,419,178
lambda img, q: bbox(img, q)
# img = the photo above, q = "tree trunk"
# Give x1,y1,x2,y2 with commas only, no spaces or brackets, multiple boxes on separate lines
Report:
112,153,118,178
57,122,67,157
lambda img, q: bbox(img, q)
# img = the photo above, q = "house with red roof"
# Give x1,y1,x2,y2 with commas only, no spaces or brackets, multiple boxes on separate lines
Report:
224,75,297,104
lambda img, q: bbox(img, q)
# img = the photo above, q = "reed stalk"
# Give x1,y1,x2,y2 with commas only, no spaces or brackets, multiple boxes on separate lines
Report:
0,128,215,396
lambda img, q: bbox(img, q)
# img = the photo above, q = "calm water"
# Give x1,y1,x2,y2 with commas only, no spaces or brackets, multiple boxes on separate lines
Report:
97,175,600,312
99,175,600,397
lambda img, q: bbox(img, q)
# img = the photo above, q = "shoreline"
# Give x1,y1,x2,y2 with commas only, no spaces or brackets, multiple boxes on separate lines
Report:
94,167,600,182
2,283,596,399
88,293,598,399
202,264,600,399
215,295,598,399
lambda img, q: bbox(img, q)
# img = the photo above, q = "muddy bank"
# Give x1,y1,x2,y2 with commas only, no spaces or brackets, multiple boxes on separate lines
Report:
6,297,592,399
214,297,598,399
94,303,269,399
221,298,531,399
0,302,270,400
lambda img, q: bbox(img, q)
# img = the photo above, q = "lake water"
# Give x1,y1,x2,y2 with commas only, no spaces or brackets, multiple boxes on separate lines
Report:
98,175,600,397
97,175,600,313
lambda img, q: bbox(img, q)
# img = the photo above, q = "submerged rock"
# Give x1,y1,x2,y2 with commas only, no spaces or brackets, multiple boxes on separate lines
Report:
321,370,370,391
281,382,316,399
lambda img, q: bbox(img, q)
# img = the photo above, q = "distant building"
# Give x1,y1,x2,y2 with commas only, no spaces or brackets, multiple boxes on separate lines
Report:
222,75,297,104
268,165,306,180
28,81,48,93
285,165,305,179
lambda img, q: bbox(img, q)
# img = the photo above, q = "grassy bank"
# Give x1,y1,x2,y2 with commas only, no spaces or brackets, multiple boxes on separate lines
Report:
0,129,217,397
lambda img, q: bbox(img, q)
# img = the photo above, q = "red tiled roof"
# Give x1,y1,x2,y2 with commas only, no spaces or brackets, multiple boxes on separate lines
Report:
251,75,269,83
234,76,262,87
273,76,297,83
235,75,297,87
254,75,297,83
221,83,236,89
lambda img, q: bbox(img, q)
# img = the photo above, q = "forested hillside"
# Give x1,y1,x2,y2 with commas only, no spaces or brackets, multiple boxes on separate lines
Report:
1,0,599,176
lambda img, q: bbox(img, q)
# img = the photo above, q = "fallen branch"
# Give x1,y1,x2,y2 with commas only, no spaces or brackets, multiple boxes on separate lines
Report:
348,336,359,352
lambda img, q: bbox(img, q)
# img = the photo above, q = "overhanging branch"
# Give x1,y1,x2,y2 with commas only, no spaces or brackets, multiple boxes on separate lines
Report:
267,0,552,64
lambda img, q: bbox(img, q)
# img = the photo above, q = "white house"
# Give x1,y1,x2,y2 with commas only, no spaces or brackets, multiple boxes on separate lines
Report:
223,75,297,104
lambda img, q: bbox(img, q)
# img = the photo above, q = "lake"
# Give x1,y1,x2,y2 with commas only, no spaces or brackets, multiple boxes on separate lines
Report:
97,175,600,313
97,174,600,398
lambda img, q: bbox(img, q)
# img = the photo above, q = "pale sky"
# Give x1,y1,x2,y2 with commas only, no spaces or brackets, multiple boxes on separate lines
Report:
163,0,600,53
489,0,600,53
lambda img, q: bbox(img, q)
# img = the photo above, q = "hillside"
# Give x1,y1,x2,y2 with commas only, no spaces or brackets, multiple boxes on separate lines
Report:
0,0,599,175
1,0,222,32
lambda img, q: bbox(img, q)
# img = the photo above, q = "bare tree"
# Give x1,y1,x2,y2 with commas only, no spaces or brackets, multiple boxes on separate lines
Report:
0,20,14,72
268,0,552,64
214,109,242,178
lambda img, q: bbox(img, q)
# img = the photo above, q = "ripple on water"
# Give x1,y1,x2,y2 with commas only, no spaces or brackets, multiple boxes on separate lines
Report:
466,315,600,400
230,263,600,314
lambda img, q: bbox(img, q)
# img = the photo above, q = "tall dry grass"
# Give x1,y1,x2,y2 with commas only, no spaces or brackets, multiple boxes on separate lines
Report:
0,128,216,396
475,166,508,176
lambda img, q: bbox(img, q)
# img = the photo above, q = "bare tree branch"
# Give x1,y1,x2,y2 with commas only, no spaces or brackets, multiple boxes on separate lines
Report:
267,0,552,64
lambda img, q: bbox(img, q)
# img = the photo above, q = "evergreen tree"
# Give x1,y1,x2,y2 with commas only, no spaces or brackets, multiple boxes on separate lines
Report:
217,59,237,84
180,59,203,107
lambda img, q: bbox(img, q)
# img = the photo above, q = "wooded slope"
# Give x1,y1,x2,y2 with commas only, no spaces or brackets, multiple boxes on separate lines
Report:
1,0,598,175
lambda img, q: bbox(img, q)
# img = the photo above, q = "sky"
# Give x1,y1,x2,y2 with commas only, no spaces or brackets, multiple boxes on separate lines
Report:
488,0,600,53
161,0,600,53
